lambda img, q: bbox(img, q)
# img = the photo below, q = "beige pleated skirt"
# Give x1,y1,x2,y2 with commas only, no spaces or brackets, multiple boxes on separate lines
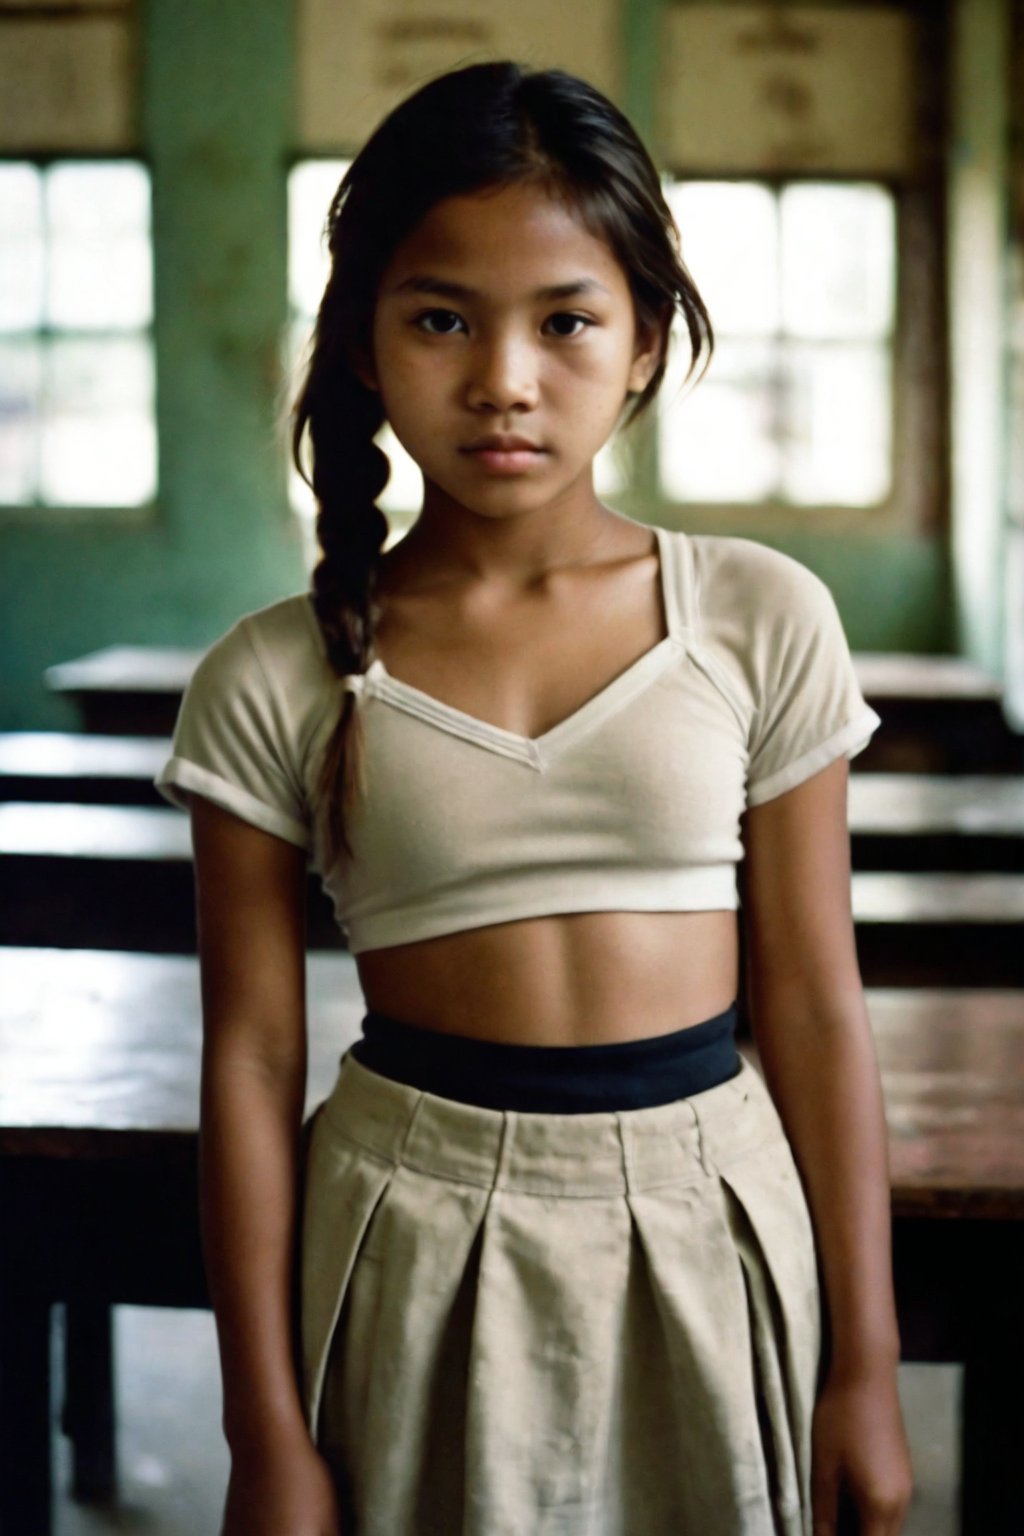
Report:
298,1047,823,1536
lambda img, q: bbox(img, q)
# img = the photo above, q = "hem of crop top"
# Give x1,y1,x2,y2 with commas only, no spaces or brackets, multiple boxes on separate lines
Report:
340,864,740,953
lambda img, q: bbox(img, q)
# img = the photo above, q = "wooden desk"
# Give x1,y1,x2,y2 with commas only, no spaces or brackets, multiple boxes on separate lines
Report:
0,803,342,951
44,648,200,737
852,654,1020,774
1,952,1021,1533
0,733,169,808
848,773,1024,872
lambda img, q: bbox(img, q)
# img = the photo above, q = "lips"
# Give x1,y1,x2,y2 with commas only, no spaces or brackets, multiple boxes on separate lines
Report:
461,435,545,453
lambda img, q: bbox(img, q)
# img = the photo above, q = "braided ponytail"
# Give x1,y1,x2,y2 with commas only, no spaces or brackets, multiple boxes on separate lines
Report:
292,284,391,868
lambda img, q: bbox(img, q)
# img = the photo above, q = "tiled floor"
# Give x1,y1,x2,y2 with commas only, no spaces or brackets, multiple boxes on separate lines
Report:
53,1307,960,1534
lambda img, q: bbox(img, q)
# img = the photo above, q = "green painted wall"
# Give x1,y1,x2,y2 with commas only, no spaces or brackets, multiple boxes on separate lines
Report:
0,0,302,730
0,0,959,731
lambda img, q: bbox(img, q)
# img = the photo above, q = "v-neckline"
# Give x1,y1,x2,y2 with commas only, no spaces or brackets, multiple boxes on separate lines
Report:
361,524,686,770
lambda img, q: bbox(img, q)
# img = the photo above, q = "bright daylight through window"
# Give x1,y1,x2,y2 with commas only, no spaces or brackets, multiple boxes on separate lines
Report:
660,178,896,508
0,160,156,509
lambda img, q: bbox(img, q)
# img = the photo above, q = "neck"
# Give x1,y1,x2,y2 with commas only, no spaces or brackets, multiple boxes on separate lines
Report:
391,488,630,589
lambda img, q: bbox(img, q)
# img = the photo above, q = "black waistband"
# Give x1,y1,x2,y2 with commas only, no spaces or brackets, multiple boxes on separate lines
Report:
349,1001,742,1113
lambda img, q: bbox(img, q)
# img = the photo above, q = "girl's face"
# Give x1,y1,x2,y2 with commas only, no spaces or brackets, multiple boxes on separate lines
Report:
357,181,664,526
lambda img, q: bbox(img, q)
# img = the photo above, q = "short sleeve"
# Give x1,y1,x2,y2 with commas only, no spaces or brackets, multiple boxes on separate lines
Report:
154,616,311,848
745,560,882,808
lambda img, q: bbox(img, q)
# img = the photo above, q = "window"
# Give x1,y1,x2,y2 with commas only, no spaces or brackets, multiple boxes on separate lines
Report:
0,158,156,509
660,178,897,509
286,158,628,539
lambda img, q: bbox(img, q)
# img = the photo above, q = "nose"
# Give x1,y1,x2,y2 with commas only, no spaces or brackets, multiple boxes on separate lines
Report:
464,329,541,413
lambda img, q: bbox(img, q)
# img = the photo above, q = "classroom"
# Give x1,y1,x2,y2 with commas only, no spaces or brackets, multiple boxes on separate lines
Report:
1,2,1023,1534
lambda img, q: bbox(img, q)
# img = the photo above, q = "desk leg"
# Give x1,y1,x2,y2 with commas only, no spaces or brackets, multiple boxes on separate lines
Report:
0,1296,52,1536
61,1301,116,1499
960,1269,1024,1536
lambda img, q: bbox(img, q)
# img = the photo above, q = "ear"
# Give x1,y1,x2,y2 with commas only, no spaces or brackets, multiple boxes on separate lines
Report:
627,310,670,395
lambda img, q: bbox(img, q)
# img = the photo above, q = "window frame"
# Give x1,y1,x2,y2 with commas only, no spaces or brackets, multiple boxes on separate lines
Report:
282,152,945,545
605,168,945,540
0,150,159,523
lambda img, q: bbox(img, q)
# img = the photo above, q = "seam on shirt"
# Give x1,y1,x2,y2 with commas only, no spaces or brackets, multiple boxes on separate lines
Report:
676,526,702,638
683,639,750,735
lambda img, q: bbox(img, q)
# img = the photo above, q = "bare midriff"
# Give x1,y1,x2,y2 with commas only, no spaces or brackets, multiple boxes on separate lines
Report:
355,908,740,1046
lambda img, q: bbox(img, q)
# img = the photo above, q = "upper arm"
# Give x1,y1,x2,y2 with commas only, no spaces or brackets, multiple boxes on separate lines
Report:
739,756,864,1022
190,793,308,1079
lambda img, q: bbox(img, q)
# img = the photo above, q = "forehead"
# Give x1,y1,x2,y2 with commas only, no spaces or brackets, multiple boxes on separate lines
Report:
380,182,629,299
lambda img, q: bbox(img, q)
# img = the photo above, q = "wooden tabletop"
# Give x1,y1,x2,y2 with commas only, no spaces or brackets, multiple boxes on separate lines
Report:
0,949,359,1153
0,803,191,859
0,734,170,781
2,949,1022,1220
847,773,1024,837
44,648,201,696
853,653,1003,700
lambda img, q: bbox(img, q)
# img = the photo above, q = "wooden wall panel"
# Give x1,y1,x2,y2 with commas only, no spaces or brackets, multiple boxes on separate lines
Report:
0,14,136,151
658,4,921,176
296,0,622,151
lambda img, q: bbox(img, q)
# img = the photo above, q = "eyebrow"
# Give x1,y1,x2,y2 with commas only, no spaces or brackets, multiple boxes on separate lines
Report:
388,275,613,302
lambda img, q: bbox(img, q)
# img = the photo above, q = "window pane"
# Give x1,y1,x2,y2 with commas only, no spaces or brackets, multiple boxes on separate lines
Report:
781,184,895,341
46,161,152,328
0,164,45,331
288,159,350,316
659,335,780,502
41,336,156,504
0,338,42,502
663,180,778,336
782,342,892,505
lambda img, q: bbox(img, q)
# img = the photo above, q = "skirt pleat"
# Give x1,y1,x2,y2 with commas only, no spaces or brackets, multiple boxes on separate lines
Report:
299,1049,823,1536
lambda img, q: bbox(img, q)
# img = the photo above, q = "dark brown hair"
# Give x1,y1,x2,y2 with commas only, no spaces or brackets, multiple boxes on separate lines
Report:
291,59,713,867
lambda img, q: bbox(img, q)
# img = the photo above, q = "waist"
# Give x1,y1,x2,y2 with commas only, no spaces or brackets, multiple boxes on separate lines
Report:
349,1001,742,1113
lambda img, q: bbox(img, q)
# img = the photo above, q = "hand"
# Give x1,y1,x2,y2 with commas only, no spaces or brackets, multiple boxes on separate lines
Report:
810,1363,914,1535
220,1424,345,1536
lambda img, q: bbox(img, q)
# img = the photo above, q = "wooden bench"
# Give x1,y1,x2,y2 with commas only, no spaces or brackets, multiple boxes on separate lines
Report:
1,949,1020,1534
0,733,169,808
44,643,1022,770
4,801,1023,981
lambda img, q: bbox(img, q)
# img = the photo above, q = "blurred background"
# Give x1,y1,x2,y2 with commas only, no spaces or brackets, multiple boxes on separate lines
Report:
1,0,1021,725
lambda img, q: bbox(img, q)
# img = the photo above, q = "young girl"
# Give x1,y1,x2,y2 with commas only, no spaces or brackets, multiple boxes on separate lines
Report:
156,59,913,1536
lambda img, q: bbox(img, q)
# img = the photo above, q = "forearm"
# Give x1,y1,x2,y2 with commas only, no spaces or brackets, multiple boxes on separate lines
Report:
750,996,900,1378
199,1045,311,1453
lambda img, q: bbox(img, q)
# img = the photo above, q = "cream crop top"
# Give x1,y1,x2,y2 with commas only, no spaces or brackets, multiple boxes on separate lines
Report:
154,524,882,953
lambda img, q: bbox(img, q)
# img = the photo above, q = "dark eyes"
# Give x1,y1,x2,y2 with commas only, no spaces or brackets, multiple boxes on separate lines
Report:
412,309,595,338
